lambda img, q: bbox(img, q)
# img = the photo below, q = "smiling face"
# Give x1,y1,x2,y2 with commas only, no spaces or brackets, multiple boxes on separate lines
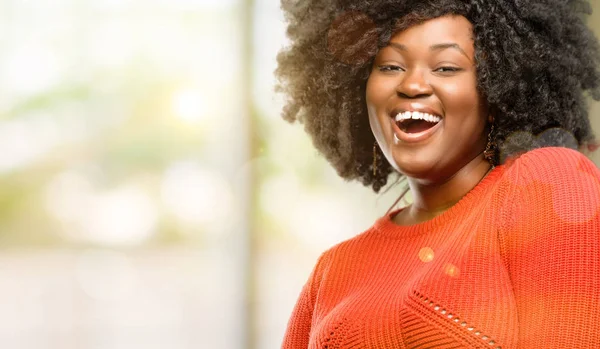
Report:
366,15,489,183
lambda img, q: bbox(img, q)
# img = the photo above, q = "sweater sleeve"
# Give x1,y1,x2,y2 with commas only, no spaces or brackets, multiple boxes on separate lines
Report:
500,147,600,348
281,252,328,349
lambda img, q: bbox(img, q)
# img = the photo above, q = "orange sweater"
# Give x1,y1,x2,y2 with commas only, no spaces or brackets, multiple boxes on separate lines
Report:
282,147,600,349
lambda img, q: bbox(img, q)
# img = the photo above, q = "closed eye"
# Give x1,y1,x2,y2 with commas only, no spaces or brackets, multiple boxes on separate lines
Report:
377,65,404,73
434,66,462,74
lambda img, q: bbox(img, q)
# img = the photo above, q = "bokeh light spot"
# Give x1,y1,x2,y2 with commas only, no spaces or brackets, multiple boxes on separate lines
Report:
172,88,206,123
161,161,235,236
443,263,460,277
45,171,94,223
0,116,61,172
82,185,158,246
3,43,62,95
46,173,158,246
418,247,435,263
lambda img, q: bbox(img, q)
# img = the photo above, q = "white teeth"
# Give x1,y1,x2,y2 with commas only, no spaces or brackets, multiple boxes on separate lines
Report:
394,111,441,123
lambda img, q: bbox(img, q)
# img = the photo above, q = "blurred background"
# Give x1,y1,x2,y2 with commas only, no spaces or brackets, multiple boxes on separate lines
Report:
0,1,598,348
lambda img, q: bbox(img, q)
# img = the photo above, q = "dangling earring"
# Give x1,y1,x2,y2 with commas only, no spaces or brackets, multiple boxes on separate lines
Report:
483,123,496,166
373,142,378,176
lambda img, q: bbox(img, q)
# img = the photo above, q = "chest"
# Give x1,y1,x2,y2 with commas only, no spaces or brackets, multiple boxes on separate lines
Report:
308,230,518,349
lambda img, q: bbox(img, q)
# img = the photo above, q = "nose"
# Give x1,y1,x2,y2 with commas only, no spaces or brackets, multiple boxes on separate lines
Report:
396,68,433,98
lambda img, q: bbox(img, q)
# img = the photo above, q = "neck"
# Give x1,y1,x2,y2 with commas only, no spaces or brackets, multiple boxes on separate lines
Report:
403,153,492,224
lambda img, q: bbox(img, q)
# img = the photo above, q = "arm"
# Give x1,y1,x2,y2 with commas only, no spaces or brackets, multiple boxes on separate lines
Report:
500,147,600,348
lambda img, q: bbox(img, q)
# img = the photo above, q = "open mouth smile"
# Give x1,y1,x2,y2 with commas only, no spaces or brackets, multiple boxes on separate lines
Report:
390,110,443,143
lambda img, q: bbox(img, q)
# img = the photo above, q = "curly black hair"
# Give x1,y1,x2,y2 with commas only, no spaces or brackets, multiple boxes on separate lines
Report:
275,0,600,192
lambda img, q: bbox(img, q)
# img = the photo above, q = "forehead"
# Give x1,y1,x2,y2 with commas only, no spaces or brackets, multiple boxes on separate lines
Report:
389,15,474,51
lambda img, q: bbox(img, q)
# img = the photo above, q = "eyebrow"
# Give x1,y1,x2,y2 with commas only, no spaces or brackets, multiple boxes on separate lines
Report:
388,42,470,60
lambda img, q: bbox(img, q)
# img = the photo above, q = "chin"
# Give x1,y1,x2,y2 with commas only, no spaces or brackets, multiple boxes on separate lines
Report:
399,167,438,182
392,158,441,182
387,145,437,177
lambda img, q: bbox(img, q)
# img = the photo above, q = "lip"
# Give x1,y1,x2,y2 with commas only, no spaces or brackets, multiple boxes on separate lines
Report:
391,117,443,144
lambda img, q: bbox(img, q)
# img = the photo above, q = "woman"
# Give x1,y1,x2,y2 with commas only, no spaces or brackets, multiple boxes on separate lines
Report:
276,0,600,348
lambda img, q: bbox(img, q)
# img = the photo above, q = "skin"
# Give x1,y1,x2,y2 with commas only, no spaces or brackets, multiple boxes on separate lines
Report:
366,15,493,225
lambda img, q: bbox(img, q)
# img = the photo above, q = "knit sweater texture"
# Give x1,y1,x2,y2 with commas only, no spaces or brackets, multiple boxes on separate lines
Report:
282,147,600,349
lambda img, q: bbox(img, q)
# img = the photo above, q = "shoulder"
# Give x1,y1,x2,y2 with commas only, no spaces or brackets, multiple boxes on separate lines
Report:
309,225,380,281
504,146,600,187
497,149,600,346
500,146,600,229
318,227,377,263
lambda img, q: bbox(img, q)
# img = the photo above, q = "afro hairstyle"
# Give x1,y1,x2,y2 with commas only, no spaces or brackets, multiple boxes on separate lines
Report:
275,0,600,192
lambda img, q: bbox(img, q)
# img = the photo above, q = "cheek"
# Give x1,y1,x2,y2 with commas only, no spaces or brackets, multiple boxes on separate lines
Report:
365,75,378,111
439,79,472,101
436,79,488,146
440,80,485,121
366,76,395,120
366,77,390,143
368,105,385,144
366,74,394,110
